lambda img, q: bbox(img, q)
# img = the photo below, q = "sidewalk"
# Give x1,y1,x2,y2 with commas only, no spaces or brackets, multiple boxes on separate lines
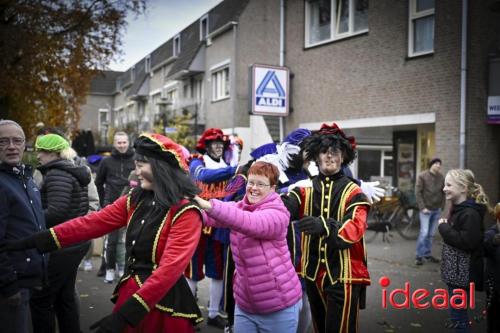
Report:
76,231,487,332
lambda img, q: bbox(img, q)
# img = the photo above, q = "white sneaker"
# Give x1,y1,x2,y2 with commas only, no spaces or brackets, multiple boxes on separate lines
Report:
83,260,93,272
117,269,124,278
104,269,115,283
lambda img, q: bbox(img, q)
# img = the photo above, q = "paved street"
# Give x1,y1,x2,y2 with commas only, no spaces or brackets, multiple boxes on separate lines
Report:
76,232,487,333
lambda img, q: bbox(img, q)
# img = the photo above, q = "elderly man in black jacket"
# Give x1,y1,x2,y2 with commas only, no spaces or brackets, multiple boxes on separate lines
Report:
95,131,135,282
0,120,46,333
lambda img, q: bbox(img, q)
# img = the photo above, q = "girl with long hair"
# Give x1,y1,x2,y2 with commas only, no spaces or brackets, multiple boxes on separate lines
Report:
439,169,491,332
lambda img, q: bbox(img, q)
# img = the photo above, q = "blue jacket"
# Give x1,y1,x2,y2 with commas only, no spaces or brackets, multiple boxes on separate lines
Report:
0,163,46,297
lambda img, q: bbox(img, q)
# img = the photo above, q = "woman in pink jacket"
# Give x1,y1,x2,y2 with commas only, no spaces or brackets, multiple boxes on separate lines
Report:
194,161,302,333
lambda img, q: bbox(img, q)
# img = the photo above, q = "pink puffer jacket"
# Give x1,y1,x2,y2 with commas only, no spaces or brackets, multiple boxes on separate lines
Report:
205,192,302,314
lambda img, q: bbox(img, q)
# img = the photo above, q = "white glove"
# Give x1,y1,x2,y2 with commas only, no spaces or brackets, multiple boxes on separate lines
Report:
360,180,385,203
307,161,319,177
229,145,240,167
288,179,313,191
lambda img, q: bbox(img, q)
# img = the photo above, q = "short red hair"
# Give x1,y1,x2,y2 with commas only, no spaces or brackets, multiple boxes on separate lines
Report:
248,161,280,186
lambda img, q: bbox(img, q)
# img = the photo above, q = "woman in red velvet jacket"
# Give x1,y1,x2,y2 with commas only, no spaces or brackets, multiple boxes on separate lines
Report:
1,133,204,333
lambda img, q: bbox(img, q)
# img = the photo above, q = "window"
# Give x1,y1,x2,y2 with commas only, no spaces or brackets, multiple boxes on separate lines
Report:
408,0,434,57
211,67,230,101
194,78,203,103
166,89,178,108
98,109,109,131
353,146,393,184
173,34,181,56
305,0,368,47
114,108,124,127
200,15,209,40
151,92,162,115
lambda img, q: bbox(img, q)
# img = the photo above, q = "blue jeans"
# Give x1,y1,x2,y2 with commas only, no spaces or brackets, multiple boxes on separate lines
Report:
234,299,302,333
416,208,441,259
447,285,471,332
0,288,31,333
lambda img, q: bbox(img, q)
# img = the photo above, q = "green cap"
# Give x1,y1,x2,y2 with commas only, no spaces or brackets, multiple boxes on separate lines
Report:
35,134,70,152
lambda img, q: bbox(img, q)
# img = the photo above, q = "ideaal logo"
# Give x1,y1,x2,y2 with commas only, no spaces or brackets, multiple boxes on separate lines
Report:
379,276,475,310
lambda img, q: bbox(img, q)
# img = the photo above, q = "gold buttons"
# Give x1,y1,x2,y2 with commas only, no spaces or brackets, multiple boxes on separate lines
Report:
323,208,328,212
325,195,329,199
326,177,330,181
326,184,330,188
321,259,325,263
320,247,325,251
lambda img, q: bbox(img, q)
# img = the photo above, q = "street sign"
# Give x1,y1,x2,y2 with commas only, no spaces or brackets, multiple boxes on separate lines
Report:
251,64,289,116
487,96,500,124
164,127,177,134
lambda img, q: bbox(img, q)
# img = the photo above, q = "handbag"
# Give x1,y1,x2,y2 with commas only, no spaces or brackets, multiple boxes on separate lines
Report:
440,242,471,287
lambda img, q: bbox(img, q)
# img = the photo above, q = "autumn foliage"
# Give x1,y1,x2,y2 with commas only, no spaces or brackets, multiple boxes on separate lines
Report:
0,0,146,139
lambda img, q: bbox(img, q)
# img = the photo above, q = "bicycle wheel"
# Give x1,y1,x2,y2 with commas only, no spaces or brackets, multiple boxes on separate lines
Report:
395,206,420,240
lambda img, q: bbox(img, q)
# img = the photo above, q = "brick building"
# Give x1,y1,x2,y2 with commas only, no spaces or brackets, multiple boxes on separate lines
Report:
81,0,500,200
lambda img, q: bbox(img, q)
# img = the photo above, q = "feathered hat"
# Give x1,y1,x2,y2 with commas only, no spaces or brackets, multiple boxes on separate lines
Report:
196,128,230,154
134,133,188,171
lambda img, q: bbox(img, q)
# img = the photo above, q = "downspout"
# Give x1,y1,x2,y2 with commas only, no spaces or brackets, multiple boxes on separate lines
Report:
279,0,286,142
459,0,468,168
231,24,238,135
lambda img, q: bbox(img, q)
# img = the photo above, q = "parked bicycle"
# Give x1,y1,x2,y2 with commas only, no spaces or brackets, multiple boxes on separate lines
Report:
364,186,420,243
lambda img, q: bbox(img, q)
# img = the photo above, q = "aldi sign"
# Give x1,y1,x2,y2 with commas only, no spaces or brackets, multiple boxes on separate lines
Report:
251,64,289,116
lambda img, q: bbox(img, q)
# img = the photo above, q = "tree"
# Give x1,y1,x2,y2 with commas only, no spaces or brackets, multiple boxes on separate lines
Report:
0,0,146,139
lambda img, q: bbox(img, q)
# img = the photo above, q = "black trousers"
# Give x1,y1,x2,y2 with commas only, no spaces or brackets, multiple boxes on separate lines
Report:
305,278,363,333
30,242,90,333
223,245,235,326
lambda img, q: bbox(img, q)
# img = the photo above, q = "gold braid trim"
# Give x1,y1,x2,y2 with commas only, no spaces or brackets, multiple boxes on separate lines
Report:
289,190,302,206
154,304,204,322
49,228,61,249
132,293,150,312
172,205,201,226
152,210,170,267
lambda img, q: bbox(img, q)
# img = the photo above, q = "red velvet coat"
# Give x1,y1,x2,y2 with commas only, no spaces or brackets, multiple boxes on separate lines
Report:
47,193,203,329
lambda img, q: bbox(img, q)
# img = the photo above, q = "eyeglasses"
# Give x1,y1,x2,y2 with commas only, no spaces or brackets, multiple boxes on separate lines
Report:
247,181,271,189
0,137,25,148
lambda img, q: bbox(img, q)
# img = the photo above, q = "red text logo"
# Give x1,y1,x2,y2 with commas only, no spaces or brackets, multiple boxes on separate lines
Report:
379,276,475,310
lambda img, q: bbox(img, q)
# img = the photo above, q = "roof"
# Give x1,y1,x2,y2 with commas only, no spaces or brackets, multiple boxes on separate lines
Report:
89,71,123,95
94,0,251,95
167,0,250,78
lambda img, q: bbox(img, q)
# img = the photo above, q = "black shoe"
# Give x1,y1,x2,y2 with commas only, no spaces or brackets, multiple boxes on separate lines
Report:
425,256,440,263
415,258,423,266
207,315,228,329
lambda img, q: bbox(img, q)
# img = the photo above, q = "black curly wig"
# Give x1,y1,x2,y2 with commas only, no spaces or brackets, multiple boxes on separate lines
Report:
303,133,357,167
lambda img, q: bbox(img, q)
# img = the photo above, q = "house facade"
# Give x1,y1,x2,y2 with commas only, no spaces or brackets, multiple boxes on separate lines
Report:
81,0,500,200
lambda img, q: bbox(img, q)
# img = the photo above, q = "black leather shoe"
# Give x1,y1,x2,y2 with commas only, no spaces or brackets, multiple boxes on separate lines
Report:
415,257,423,266
207,315,228,329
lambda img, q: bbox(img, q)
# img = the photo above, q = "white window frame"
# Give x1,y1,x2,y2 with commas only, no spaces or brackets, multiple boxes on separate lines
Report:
304,0,369,48
98,108,109,132
211,66,230,102
351,145,393,180
173,34,181,56
408,0,435,57
200,14,209,40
